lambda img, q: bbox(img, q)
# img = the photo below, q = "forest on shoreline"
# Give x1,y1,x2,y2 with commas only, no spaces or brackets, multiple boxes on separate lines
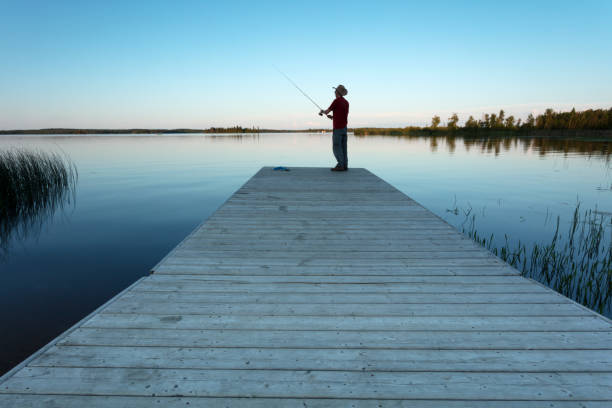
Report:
355,107,612,136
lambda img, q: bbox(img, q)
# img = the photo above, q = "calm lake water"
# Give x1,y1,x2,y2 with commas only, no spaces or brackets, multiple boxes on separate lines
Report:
0,133,611,375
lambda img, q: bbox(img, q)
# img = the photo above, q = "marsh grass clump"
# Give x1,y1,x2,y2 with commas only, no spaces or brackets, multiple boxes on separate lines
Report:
459,204,612,317
0,149,77,252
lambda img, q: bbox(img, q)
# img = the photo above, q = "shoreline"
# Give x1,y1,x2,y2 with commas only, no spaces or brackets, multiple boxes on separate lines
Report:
0,128,610,139
2,129,612,138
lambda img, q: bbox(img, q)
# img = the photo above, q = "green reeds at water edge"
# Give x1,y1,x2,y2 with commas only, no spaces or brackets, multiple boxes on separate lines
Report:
459,204,611,317
0,149,77,252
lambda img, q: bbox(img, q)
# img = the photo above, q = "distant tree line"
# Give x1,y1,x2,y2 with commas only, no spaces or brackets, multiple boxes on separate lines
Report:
355,107,612,136
0,126,328,135
455,107,611,131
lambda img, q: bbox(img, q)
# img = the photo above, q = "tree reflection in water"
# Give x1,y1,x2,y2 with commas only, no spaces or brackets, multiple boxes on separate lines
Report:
354,133,611,158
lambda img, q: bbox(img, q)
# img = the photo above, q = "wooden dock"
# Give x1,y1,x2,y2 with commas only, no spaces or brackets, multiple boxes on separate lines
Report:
1,167,611,407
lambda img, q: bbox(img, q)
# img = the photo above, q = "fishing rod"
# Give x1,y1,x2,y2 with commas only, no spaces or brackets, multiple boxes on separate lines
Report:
275,67,330,118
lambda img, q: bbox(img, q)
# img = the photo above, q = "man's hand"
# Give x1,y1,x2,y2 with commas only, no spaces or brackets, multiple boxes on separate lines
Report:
319,109,332,119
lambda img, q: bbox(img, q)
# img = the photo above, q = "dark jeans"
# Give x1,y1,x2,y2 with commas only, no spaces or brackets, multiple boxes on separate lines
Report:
332,127,348,167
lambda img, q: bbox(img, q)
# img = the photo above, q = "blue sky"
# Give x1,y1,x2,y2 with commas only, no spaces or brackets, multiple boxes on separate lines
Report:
1,0,611,129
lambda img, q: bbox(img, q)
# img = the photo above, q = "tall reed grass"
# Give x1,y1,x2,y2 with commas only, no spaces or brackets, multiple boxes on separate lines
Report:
453,203,611,317
0,149,77,252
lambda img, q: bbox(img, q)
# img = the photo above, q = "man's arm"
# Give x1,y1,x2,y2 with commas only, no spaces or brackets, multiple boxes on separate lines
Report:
319,100,335,118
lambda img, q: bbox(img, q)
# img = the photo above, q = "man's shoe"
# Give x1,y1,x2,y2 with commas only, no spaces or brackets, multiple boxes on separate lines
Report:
331,164,343,171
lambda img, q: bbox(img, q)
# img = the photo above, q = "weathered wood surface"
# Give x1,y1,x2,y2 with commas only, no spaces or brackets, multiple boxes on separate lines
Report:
1,166,611,407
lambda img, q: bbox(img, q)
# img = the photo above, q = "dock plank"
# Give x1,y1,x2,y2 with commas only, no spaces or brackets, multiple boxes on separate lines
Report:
31,345,612,372
59,328,612,350
83,314,611,331
1,396,611,408
4,367,612,400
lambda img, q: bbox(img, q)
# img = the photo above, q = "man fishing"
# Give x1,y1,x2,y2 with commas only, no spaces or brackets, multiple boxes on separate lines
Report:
320,85,349,171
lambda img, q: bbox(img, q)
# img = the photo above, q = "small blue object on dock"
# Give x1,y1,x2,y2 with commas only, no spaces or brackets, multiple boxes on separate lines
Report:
273,166,290,171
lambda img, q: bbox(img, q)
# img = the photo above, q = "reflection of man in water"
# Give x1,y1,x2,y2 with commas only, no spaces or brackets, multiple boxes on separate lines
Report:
320,85,349,171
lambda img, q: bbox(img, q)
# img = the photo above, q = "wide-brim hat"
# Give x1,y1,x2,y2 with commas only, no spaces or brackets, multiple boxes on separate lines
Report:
333,84,348,96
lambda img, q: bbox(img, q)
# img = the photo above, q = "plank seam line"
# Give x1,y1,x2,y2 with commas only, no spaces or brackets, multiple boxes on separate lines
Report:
67,327,612,333
142,282,539,285
145,278,523,280
80,327,612,333
0,276,147,386
0,392,612,403
141,283,539,286
51,345,612,351
145,273,517,283
171,250,489,253
0,394,611,402
21,365,612,374
113,302,575,305
128,291,553,294
99,313,595,318
153,273,522,277
110,303,577,306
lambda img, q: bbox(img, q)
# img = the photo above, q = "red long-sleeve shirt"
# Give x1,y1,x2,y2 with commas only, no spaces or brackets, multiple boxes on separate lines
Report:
328,96,349,129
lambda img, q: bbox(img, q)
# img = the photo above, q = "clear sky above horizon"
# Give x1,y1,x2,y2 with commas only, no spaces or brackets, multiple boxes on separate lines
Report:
1,0,611,130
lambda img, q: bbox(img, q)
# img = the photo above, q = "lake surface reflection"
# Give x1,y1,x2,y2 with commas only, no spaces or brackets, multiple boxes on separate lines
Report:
0,133,610,375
